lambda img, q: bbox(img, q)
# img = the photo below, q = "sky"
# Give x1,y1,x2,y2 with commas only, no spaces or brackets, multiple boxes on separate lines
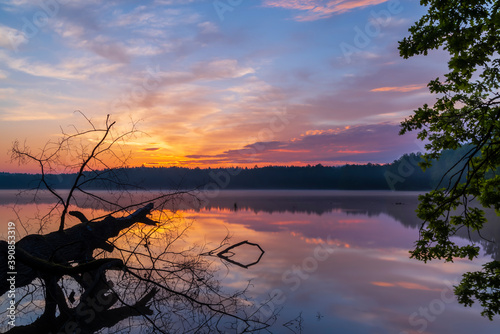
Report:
0,0,449,173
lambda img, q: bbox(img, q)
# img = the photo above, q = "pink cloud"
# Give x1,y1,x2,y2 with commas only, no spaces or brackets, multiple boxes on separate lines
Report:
184,123,419,166
371,84,426,92
372,281,441,291
262,0,389,21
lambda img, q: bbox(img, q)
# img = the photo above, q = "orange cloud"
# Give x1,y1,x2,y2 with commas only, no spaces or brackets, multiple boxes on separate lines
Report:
372,281,395,287
301,126,351,137
270,149,310,153
263,0,389,21
395,282,440,291
336,150,380,154
372,281,440,291
172,123,418,168
370,84,426,92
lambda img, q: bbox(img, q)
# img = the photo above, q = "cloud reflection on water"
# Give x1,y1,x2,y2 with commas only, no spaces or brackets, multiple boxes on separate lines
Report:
1,190,499,333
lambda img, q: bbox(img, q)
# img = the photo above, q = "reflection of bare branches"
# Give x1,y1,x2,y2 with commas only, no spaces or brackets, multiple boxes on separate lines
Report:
283,312,303,334
202,240,265,269
1,114,275,333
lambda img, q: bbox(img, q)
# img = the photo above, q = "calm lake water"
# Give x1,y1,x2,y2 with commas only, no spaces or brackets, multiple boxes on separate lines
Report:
1,190,499,333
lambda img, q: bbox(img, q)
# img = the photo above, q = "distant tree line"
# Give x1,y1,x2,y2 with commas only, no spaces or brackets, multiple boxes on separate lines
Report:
0,147,478,191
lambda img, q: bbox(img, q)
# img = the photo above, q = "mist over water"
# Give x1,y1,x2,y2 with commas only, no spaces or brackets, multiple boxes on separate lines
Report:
1,190,499,333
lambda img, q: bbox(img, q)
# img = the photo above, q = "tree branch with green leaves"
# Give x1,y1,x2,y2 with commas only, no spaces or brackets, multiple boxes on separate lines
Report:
399,0,500,319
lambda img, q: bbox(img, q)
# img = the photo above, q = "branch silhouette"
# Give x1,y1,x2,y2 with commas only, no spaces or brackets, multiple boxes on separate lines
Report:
2,114,274,333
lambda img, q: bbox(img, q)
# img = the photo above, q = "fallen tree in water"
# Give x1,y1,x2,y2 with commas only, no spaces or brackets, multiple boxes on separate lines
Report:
0,203,156,296
1,114,272,333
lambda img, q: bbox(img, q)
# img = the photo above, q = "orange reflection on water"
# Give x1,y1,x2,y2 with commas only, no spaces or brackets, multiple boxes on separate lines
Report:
337,218,367,224
270,220,311,225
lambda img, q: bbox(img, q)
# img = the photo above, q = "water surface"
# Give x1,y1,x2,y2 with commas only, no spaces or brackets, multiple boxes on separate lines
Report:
1,190,499,333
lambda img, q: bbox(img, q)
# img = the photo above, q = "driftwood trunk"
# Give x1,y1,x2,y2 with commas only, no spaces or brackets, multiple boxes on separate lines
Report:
0,204,158,333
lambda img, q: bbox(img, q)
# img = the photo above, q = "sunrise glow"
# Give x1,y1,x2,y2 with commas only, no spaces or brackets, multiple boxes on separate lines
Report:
0,0,443,173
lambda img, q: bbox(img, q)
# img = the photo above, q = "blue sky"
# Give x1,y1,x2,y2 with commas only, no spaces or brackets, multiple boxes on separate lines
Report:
0,0,448,172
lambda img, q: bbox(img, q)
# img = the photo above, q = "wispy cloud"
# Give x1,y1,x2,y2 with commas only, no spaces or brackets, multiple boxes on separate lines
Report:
0,111,68,121
0,51,123,80
0,24,26,50
371,84,426,92
183,123,417,166
371,281,441,291
192,59,255,80
262,0,389,21
0,85,102,122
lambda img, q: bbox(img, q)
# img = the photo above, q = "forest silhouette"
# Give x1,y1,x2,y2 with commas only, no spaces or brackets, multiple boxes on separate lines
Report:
0,147,473,191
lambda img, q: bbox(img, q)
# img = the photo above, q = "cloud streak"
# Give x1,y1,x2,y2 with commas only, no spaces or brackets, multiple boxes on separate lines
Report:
0,24,26,50
262,0,389,21
371,84,426,92
183,123,418,166
0,51,123,80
